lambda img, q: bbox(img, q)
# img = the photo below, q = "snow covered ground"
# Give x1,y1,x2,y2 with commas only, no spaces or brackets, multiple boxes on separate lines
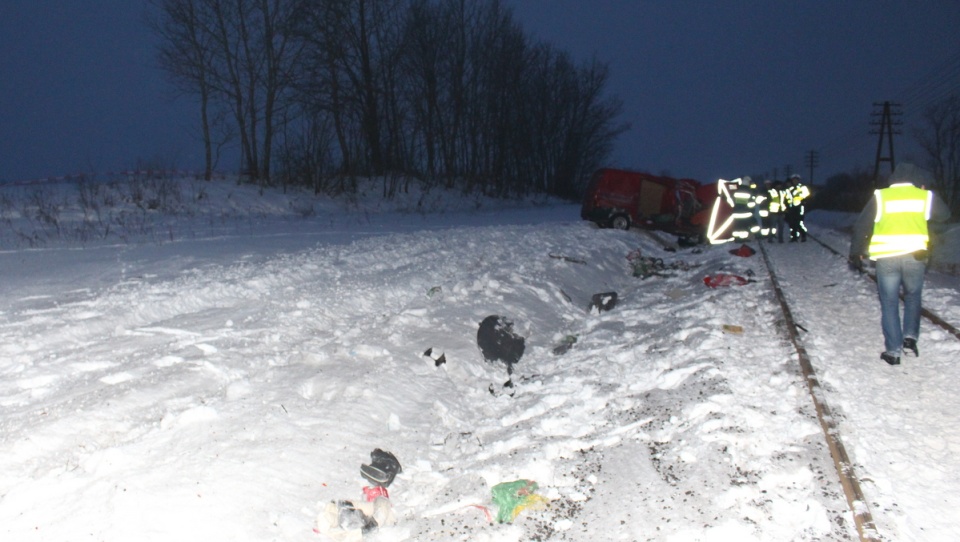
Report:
0,178,958,541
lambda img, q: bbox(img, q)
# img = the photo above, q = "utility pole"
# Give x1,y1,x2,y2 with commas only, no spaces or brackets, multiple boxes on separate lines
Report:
871,101,902,187
784,165,793,179
805,150,819,185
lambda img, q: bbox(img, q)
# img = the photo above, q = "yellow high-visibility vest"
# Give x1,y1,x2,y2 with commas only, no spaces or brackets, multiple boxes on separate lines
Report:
786,184,810,207
868,183,933,259
767,187,783,213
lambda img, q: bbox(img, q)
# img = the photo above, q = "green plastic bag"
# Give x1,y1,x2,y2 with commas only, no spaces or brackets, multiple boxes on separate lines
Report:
491,479,547,523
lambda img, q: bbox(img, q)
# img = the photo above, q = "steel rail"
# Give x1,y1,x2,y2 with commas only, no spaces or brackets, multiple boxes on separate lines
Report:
809,234,960,341
758,241,881,542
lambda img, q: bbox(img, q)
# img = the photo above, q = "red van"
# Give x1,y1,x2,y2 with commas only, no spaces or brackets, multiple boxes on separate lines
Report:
580,168,706,238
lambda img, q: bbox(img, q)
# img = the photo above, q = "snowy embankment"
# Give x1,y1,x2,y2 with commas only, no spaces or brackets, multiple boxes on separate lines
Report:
0,179,955,541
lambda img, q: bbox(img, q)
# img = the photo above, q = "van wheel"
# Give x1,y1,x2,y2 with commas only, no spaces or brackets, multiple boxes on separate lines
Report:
610,214,630,230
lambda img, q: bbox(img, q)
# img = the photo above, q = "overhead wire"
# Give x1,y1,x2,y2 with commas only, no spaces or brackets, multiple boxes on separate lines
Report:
895,50,960,110
814,48,960,175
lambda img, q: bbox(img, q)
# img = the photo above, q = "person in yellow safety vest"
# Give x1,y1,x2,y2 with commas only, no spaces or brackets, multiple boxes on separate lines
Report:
849,162,950,366
759,179,779,242
765,179,786,243
730,176,760,240
784,174,810,242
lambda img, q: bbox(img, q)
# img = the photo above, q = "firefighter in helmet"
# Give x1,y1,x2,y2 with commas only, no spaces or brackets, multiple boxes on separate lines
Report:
730,177,760,240
784,174,810,242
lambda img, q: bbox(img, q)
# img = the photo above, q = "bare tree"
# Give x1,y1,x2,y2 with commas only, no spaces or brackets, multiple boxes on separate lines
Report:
153,0,307,185
209,0,307,184
556,57,628,198
917,94,960,215
299,0,406,179
295,1,355,178
150,0,222,180
154,0,627,199
400,0,482,186
276,106,336,194
394,0,625,198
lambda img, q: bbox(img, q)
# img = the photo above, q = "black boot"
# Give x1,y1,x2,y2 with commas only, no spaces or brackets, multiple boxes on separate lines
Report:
881,352,900,365
361,448,402,487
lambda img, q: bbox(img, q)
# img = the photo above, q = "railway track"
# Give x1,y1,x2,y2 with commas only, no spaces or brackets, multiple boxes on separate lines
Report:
759,234,960,542
807,233,960,342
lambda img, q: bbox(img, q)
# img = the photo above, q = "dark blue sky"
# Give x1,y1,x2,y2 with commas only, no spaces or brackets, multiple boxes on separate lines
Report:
1,1,196,183
506,0,960,183
2,1,959,184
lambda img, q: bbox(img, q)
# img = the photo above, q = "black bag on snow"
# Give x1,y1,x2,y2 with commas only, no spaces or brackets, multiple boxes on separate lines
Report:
477,315,525,374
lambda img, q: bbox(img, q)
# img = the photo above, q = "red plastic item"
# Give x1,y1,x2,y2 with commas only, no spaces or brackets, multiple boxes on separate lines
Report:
703,273,749,288
363,485,389,501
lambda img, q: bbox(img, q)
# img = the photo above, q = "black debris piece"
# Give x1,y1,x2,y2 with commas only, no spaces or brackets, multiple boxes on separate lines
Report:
477,315,525,374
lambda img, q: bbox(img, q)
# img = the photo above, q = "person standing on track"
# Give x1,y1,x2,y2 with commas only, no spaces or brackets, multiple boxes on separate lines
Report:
763,179,785,242
785,174,810,242
849,162,950,365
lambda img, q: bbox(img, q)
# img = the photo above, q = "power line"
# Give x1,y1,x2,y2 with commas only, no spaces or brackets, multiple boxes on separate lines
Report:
871,101,902,184
814,48,960,176
805,150,819,184
894,50,960,109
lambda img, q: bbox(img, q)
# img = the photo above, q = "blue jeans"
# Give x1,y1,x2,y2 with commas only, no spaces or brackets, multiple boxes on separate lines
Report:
875,254,927,355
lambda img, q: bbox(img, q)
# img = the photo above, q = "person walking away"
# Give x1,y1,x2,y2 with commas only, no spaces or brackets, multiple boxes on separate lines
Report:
849,162,950,365
785,174,810,242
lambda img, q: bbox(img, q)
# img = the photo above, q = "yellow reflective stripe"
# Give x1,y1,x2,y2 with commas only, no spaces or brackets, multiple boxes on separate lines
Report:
718,182,735,206
885,199,926,214
871,233,929,245
707,194,735,244
870,234,929,257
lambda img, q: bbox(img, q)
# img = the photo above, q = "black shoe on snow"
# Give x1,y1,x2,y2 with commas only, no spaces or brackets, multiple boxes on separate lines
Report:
881,352,901,365
903,338,919,357
361,448,402,487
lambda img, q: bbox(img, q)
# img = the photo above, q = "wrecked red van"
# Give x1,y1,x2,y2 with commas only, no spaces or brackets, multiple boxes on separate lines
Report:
580,168,706,238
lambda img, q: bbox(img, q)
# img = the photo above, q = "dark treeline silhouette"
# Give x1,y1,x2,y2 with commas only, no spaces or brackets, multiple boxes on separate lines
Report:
809,169,874,213
149,0,628,201
917,94,960,218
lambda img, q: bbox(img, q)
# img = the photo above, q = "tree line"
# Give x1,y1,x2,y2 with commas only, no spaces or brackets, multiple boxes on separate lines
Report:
149,0,627,200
